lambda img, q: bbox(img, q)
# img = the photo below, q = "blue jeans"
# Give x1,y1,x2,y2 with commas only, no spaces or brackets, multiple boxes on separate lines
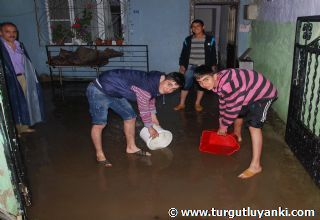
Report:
86,83,136,125
183,65,204,91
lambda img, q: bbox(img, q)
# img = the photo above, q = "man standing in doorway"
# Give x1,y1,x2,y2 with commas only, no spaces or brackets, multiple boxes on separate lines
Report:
174,19,217,112
0,22,44,135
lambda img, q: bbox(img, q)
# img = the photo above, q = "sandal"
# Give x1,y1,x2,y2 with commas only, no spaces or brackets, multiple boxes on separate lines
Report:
173,104,185,111
238,168,261,179
194,104,203,112
129,149,151,157
97,159,112,167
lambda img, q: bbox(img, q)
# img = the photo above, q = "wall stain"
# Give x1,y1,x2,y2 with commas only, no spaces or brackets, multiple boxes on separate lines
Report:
0,189,14,210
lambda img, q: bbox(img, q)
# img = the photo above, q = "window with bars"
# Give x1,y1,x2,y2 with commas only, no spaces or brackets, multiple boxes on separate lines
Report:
45,0,123,44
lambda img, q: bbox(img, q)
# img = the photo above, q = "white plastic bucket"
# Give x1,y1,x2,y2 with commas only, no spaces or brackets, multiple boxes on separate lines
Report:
139,125,173,150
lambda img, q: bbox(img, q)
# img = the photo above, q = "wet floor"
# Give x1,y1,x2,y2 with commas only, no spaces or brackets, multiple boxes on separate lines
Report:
23,83,320,220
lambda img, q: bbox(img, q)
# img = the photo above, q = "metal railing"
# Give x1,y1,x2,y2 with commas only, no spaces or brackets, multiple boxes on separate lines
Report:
285,15,320,186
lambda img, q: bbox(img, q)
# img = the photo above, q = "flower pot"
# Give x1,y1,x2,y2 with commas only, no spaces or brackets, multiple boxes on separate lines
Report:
116,39,124,45
103,39,112,45
54,39,65,45
95,38,103,45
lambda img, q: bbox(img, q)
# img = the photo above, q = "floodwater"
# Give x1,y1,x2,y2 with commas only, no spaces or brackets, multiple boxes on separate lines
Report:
23,83,320,220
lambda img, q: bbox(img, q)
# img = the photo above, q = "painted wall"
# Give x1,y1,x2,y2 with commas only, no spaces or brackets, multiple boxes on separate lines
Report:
248,0,320,122
0,102,20,216
0,0,190,74
127,0,189,73
0,0,48,75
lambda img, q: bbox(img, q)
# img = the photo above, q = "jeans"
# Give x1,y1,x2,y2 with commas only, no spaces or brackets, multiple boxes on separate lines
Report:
182,65,204,91
86,83,136,124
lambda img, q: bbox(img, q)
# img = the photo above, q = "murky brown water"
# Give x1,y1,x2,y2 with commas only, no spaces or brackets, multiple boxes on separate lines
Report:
22,83,320,220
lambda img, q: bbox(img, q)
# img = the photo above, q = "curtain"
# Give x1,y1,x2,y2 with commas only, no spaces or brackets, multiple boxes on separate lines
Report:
227,6,236,44
103,0,114,39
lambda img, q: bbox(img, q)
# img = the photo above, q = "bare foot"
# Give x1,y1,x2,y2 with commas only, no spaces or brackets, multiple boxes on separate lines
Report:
194,104,203,112
20,128,36,134
238,167,262,179
233,133,242,142
96,153,106,162
173,104,185,111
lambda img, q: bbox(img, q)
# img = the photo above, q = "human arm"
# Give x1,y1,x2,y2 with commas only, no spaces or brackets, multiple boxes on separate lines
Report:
217,70,246,134
148,97,160,125
131,86,159,138
207,36,217,68
179,38,189,73
179,65,186,74
149,98,160,138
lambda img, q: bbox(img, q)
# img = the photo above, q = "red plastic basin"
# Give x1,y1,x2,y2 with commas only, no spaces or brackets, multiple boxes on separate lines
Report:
199,130,240,156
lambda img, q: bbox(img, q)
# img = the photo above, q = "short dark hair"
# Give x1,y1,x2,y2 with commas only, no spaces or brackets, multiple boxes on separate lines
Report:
0,22,17,31
165,72,185,88
191,19,204,27
194,65,215,80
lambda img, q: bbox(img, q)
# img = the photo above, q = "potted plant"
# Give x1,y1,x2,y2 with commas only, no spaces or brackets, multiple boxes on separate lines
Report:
51,23,74,45
116,36,124,45
95,38,103,45
103,38,113,45
72,4,93,44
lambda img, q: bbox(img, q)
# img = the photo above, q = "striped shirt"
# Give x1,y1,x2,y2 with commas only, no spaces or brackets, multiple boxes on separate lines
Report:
131,85,156,128
212,69,278,129
188,38,205,66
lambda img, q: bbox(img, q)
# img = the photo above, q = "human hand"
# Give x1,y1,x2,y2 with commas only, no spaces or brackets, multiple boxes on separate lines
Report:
148,127,159,139
151,114,159,125
212,65,218,73
217,128,227,136
179,65,186,74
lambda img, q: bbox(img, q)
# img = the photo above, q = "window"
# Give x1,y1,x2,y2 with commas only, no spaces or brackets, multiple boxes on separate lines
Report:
44,0,125,44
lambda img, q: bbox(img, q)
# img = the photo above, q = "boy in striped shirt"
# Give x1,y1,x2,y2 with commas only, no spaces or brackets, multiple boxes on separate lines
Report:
195,65,277,179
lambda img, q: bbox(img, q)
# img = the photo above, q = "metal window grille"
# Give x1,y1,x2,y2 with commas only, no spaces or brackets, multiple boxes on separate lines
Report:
35,0,126,45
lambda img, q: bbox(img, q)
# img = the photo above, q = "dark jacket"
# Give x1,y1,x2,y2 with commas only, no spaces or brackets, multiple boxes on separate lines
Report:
179,34,217,69
94,69,163,101
0,39,45,125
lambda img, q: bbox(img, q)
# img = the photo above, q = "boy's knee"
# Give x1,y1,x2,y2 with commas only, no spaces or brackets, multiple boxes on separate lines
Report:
248,120,264,129
124,117,136,123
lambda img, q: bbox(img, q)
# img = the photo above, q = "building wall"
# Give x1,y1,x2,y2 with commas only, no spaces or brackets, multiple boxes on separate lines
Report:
0,0,251,75
249,0,320,122
128,0,189,72
0,0,48,75
0,0,190,74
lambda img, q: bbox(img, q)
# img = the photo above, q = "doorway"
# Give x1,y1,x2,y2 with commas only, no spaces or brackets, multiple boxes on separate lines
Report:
191,0,239,69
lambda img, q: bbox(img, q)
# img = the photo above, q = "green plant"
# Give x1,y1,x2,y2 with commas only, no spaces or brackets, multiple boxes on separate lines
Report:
51,23,74,43
72,5,93,42
116,31,124,40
